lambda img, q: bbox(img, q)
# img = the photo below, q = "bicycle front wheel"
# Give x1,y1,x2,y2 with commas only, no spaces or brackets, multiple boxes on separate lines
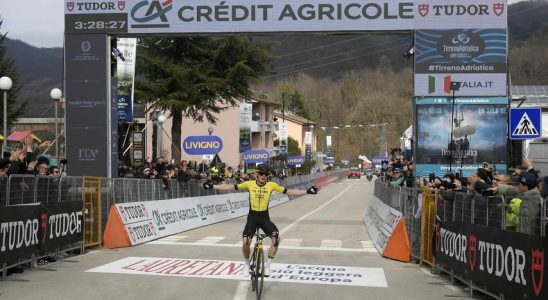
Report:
256,248,264,300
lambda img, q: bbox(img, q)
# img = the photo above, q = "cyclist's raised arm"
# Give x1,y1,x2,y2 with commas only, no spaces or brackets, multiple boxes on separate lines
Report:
203,180,237,191
286,189,307,196
212,183,237,191
286,185,318,196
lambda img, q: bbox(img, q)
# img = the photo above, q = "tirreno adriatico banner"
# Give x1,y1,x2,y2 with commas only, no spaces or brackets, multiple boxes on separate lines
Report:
182,135,223,155
64,0,507,34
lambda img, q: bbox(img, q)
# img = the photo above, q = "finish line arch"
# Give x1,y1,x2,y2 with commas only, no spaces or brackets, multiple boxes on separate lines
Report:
63,0,508,177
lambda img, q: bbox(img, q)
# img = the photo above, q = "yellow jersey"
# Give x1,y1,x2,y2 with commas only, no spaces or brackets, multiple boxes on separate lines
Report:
235,180,287,212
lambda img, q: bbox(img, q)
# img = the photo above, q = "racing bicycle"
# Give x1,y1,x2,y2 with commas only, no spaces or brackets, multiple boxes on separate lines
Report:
249,228,270,300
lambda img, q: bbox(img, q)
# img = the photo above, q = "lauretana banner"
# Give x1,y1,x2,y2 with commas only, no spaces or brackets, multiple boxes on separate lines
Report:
435,220,547,299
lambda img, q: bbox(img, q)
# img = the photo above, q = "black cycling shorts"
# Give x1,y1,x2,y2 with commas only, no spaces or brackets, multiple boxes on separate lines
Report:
243,210,278,237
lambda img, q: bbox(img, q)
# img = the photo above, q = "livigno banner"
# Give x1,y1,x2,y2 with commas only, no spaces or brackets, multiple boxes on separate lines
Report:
415,96,508,178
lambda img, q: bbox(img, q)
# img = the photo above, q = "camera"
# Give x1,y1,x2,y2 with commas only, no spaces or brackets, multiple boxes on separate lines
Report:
481,189,494,196
440,180,456,190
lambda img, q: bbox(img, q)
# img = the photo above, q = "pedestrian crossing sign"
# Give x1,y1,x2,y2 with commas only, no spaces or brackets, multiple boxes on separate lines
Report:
510,108,541,139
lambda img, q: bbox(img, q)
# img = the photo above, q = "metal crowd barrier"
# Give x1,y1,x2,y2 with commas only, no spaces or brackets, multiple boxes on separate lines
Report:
0,169,346,278
373,180,423,262
373,182,547,299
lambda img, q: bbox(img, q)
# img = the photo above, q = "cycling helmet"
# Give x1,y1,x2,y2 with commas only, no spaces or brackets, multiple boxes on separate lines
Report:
256,164,272,175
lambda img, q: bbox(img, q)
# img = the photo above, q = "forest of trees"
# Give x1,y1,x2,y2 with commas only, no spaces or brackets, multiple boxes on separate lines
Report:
1,1,548,165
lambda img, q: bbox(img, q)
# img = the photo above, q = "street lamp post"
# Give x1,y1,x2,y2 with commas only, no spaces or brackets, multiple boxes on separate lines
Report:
449,81,461,175
50,88,63,160
157,114,166,159
0,76,13,156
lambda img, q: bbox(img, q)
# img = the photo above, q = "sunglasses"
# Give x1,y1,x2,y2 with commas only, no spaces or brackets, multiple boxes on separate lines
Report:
257,172,268,176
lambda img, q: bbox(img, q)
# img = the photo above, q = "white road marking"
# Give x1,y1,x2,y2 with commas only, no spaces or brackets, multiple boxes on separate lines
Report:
148,240,377,252
281,238,303,247
157,235,188,242
279,185,353,235
320,239,342,248
420,266,436,277
196,236,226,244
419,267,461,293
233,281,250,300
361,240,374,247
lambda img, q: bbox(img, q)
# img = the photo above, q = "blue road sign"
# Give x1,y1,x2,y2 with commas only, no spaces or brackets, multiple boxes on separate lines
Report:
510,108,541,140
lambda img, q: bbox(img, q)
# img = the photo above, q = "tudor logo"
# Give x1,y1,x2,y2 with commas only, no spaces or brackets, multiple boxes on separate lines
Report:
418,4,429,17
493,3,505,16
435,222,441,252
118,1,125,10
469,234,477,271
41,211,48,244
531,248,544,296
67,2,75,11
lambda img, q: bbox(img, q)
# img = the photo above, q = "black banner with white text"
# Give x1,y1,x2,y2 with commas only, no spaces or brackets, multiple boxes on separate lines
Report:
435,221,547,299
0,205,41,266
0,203,83,267
39,202,83,253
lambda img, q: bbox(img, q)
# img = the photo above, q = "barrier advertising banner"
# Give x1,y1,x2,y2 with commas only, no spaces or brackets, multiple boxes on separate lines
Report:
415,96,508,178
105,192,290,247
0,204,41,267
39,201,83,252
364,197,410,262
435,220,547,299
0,202,83,266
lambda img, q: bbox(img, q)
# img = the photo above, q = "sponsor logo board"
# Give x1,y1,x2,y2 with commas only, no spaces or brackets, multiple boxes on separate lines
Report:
435,221,547,298
65,0,507,34
415,0,506,29
114,192,287,246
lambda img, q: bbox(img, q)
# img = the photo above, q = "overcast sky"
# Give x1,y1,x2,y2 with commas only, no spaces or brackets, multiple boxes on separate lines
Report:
0,0,530,48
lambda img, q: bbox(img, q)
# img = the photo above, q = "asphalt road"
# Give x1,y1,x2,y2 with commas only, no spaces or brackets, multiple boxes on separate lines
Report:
0,177,479,300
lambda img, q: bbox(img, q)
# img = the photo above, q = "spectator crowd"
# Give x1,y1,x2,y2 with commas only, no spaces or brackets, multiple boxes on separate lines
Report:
380,147,547,235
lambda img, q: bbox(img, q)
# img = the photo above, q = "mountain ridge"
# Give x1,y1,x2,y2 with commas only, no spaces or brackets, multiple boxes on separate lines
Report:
4,1,548,117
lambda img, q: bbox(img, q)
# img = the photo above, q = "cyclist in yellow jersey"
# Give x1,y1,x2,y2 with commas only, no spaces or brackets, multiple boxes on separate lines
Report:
203,164,318,276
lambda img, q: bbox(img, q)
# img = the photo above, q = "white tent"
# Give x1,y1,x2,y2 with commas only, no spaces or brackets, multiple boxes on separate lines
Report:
400,126,413,150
